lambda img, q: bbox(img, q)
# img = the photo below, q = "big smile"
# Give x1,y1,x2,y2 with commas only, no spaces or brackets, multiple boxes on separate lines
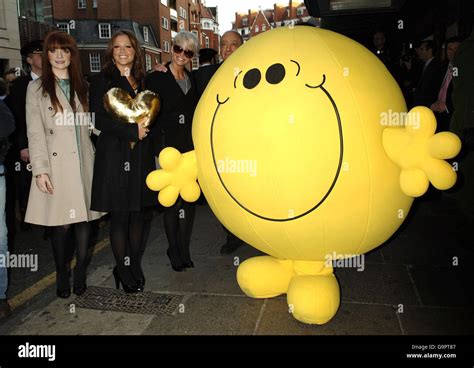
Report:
209,70,344,222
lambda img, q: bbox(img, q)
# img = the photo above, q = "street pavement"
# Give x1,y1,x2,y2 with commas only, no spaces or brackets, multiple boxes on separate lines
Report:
0,195,473,335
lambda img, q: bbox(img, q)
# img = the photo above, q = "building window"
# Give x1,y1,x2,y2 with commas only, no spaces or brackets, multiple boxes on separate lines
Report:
163,40,170,53
93,0,97,8
145,54,152,71
179,6,187,19
192,57,199,70
255,25,259,33
78,0,86,9
143,27,149,42
262,24,266,31
287,9,290,17
297,7,304,16
89,53,101,73
203,21,211,29
99,23,111,39
56,22,70,34
205,37,209,48
191,30,199,42
242,18,248,26
161,0,168,6
162,17,169,30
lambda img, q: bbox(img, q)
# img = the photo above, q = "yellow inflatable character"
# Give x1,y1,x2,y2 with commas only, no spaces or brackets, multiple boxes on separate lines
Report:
147,27,461,324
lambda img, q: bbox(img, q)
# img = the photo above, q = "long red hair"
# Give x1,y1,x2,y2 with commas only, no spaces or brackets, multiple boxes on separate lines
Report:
41,31,88,113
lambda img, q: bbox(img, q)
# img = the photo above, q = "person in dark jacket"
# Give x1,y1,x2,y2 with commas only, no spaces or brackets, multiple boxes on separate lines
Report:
89,30,156,292
430,36,462,132
146,31,199,272
0,82,16,318
413,40,444,107
193,30,246,255
4,40,43,240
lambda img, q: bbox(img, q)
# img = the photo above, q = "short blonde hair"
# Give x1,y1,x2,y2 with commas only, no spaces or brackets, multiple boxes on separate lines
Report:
173,31,199,55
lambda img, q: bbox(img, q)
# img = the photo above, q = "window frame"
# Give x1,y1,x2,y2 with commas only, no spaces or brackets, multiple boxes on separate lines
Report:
98,23,112,39
162,17,169,30
56,22,70,34
89,53,101,73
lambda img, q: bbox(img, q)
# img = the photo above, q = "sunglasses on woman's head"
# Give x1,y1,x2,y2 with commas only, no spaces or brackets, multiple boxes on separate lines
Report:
173,44,194,58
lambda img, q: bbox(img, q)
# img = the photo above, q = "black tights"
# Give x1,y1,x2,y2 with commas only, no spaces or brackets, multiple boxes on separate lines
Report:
50,221,91,291
110,208,153,285
164,198,196,267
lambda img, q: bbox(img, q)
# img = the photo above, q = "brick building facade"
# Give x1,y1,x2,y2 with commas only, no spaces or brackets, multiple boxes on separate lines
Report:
233,1,313,41
51,0,218,71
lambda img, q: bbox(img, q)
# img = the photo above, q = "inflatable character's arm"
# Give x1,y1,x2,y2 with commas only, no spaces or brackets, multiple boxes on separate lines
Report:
382,106,461,197
146,147,200,207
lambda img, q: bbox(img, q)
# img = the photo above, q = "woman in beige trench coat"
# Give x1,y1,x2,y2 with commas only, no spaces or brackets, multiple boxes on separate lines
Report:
25,31,104,298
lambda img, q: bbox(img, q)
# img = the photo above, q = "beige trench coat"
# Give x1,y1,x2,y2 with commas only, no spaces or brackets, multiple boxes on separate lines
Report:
25,78,105,226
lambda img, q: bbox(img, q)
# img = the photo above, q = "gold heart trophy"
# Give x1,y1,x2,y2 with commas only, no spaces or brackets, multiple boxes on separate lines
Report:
103,87,161,148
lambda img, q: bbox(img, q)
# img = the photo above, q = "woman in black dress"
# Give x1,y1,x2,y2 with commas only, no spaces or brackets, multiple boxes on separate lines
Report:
89,30,156,292
146,31,199,272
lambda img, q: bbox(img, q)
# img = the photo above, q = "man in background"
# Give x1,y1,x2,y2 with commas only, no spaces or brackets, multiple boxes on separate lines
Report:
0,78,16,319
413,40,444,107
4,40,43,245
430,36,462,131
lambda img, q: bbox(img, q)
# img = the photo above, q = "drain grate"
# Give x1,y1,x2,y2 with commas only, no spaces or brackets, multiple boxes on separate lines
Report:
73,286,183,316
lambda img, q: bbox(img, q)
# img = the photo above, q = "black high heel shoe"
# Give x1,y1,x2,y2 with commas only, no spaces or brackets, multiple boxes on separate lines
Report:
136,277,145,289
166,250,186,272
113,267,140,293
57,289,71,299
183,261,194,269
73,286,87,296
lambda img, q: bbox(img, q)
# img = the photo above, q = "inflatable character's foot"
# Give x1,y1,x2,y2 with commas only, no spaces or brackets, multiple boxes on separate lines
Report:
237,256,293,298
287,261,340,325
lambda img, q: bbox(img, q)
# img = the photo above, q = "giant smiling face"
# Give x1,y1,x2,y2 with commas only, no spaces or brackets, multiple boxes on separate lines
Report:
192,26,413,261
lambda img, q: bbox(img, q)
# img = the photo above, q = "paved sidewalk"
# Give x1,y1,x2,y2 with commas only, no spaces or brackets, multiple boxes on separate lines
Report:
0,196,473,335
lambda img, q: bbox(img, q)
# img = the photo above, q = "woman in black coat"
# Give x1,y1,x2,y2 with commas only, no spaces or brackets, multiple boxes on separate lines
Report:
146,31,199,272
89,30,156,292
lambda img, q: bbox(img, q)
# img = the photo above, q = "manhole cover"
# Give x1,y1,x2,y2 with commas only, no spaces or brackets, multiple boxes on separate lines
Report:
74,286,183,315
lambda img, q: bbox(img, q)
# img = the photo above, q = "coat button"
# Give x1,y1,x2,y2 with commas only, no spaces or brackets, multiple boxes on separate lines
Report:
52,152,57,156
48,107,53,111
50,130,53,134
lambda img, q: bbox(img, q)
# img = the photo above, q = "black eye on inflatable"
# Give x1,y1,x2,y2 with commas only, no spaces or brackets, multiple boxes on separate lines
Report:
243,68,261,89
266,63,286,85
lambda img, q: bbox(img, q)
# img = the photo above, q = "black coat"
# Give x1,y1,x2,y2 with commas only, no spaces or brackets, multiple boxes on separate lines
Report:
434,62,455,132
5,74,32,151
0,100,16,164
192,63,220,97
145,67,198,153
414,58,444,107
89,68,158,212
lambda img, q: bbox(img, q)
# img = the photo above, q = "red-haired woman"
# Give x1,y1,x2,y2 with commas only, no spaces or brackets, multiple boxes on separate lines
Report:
89,30,157,293
25,31,104,298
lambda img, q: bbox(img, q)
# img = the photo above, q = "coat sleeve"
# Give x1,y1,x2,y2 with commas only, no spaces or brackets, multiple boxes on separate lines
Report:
26,83,51,177
7,79,29,150
145,72,182,129
0,100,15,138
89,75,139,142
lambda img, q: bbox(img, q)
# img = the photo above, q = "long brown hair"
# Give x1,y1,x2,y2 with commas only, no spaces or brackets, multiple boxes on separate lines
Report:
41,31,88,113
103,30,146,89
